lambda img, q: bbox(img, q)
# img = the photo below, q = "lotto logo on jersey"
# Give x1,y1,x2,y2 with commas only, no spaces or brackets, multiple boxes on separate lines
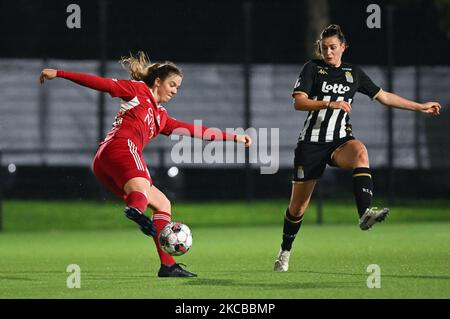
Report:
321,81,350,94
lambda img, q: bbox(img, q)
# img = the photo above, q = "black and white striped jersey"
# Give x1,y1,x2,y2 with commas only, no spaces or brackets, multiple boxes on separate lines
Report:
293,59,381,143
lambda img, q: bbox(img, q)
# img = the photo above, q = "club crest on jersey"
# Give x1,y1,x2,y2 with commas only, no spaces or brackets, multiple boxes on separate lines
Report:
321,81,350,94
318,68,328,75
345,71,354,83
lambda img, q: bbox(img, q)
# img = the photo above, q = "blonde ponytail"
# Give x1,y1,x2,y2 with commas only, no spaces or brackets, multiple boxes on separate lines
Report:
120,51,157,81
120,51,182,87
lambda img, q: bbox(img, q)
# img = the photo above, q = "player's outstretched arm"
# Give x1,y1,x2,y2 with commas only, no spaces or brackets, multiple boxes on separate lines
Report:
376,90,441,115
162,117,252,147
39,68,114,94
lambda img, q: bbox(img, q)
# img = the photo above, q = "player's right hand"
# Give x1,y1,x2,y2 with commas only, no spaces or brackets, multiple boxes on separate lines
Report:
329,101,352,114
39,69,57,84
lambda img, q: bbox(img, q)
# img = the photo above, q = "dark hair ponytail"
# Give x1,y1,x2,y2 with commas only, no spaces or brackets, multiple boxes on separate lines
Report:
315,24,348,56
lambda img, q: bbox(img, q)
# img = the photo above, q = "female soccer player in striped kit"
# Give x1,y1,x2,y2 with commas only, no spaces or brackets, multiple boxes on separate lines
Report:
39,52,252,277
274,25,441,272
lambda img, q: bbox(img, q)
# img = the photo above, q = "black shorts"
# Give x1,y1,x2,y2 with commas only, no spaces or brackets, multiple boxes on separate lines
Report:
292,136,355,182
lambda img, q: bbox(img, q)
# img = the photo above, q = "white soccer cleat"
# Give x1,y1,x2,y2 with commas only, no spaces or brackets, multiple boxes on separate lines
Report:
274,249,291,272
359,207,389,231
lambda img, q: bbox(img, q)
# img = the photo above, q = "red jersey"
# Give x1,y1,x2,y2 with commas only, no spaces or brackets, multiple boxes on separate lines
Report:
56,70,237,150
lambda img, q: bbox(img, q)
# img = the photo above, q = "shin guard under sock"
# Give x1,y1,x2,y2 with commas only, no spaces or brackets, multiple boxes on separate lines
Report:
152,211,176,266
125,191,148,213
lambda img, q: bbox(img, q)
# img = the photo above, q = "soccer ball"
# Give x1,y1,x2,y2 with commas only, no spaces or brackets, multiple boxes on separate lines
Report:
158,222,193,256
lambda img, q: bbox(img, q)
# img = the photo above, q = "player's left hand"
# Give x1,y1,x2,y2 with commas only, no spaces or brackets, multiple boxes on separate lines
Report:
420,102,441,115
236,134,252,147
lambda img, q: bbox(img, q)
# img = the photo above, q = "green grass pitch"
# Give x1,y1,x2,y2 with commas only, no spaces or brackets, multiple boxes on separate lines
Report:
0,200,449,298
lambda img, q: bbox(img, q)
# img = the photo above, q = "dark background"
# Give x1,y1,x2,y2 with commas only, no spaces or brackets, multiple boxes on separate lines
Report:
1,0,449,201
1,0,448,64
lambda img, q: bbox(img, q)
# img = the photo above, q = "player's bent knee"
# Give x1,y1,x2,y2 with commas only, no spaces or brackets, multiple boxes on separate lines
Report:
288,205,306,218
353,146,369,167
355,152,369,167
124,177,151,197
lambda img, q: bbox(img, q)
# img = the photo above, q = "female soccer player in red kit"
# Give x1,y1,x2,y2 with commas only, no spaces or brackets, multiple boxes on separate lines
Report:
39,52,252,277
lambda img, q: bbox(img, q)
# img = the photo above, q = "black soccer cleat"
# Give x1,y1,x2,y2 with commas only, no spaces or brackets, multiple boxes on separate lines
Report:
124,206,156,237
158,263,197,278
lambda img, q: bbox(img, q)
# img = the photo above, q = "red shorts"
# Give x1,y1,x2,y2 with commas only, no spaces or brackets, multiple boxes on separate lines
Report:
92,138,152,199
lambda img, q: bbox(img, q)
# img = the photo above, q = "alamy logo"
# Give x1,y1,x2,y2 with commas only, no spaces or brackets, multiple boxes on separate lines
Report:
170,121,279,174
66,264,81,288
66,4,81,29
366,264,381,288
321,81,350,94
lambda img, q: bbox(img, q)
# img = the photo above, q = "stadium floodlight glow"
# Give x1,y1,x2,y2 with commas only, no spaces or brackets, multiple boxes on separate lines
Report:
167,166,179,178
8,163,16,173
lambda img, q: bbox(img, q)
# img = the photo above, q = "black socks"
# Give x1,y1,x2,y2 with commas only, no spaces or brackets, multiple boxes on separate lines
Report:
352,167,373,218
281,208,303,251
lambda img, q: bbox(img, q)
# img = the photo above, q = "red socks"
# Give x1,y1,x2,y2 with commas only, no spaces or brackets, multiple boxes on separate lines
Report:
152,211,175,266
125,191,148,213
125,192,175,266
